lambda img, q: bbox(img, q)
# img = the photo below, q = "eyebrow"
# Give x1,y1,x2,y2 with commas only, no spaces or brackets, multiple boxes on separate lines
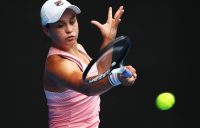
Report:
56,14,76,24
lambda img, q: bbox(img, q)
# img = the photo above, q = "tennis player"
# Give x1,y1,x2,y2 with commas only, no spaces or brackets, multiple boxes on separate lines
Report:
40,0,137,127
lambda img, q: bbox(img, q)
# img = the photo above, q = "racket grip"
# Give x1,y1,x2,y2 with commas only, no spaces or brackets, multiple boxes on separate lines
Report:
111,67,132,78
122,69,132,78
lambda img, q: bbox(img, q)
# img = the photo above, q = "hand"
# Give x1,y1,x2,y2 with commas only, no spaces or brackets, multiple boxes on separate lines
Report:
119,65,137,86
91,6,125,48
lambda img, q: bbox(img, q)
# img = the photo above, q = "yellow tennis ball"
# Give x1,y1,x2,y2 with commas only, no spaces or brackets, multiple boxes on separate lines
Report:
156,92,175,110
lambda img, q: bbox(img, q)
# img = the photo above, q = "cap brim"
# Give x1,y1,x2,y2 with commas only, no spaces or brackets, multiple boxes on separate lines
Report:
68,5,81,14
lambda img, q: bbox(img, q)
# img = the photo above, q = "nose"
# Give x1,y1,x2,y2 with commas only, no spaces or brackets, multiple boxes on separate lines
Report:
65,24,73,33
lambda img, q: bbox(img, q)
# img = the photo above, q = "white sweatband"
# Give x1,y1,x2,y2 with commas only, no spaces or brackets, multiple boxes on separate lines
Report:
108,72,121,87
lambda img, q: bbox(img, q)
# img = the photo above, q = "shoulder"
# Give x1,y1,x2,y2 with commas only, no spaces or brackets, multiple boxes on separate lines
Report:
46,54,67,66
44,54,84,92
45,55,80,74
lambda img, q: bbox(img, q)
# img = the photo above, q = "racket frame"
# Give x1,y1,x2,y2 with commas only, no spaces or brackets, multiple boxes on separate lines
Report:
82,35,131,84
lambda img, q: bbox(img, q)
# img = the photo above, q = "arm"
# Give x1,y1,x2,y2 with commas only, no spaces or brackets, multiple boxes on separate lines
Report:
45,55,137,96
90,6,137,88
91,6,125,73
45,55,113,96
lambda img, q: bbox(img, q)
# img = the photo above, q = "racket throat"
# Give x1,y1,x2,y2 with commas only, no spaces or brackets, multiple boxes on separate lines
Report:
89,69,111,83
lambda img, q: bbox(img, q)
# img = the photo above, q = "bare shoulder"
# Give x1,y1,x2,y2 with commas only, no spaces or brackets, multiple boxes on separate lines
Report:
46,54,80,74
44,55,82,91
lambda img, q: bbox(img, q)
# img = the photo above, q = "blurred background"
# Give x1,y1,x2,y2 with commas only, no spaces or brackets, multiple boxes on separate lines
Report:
2,0,198,128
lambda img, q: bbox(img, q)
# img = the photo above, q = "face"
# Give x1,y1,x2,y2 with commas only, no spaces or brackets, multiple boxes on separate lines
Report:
44,9,79,49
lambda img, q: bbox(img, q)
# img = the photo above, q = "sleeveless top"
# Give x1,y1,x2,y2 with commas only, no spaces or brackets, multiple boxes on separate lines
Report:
44,44,100,128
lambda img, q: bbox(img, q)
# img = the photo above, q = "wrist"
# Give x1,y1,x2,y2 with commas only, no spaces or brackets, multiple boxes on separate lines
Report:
101,38,114,49
108,72,121,87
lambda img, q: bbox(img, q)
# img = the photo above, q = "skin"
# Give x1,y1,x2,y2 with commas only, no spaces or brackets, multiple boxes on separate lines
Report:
42,7,137,96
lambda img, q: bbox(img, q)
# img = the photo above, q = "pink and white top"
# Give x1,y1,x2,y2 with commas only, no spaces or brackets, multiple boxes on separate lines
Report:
44,44,100,128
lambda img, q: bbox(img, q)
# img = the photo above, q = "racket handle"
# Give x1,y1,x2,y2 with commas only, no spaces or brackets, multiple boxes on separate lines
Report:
111,66,132,78
109,67,132,87
122,69,132,78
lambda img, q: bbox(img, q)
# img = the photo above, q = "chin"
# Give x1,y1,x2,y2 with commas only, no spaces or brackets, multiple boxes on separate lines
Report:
65,40,77,46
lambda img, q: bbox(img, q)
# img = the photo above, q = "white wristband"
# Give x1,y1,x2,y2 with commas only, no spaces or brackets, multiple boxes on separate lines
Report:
108,72,121,87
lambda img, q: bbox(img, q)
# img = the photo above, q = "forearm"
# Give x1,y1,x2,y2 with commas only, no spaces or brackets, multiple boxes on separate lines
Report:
98,37,114,73
83,77,113,96
69,74,113,96
100,38,113,50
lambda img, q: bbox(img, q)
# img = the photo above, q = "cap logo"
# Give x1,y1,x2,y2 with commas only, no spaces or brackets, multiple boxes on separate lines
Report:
54,0,64,6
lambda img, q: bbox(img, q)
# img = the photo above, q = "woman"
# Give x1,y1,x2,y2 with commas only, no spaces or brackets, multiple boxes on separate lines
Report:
40,0,137,127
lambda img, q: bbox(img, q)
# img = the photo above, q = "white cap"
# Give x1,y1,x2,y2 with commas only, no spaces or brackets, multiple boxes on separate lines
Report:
40,0,81,26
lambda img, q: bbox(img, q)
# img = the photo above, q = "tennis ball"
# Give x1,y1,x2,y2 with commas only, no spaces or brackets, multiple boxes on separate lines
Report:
156,92,175,110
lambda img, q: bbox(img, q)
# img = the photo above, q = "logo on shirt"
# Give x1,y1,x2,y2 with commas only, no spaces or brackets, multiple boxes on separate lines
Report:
54,0,64,6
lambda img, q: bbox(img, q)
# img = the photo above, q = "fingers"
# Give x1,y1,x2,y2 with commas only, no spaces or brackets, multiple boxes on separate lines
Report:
92,6,125,26
125,65,137,79
107,6,124,25
113,6,124,26
90,6,125,45
114,6,124,20
91,20,102,30
122,76,136,86
107,7,113,22
121,65,137,86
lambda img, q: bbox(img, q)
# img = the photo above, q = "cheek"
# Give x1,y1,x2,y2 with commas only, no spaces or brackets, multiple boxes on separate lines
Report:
75,25,79,37
49,31,62,42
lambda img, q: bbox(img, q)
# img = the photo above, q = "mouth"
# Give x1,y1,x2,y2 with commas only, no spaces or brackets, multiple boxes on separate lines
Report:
66,36,75,41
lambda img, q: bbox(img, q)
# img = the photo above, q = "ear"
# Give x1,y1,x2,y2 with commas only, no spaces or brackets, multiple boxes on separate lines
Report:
42,26,51,37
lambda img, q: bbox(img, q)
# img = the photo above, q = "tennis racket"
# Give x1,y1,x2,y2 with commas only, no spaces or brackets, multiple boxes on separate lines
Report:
82,35,132,84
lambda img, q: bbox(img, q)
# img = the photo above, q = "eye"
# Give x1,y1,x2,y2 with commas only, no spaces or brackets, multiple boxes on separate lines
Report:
70,17,76,25
56,23,64,28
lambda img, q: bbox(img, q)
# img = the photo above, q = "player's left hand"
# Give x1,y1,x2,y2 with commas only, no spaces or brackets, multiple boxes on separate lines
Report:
91,6,125,47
